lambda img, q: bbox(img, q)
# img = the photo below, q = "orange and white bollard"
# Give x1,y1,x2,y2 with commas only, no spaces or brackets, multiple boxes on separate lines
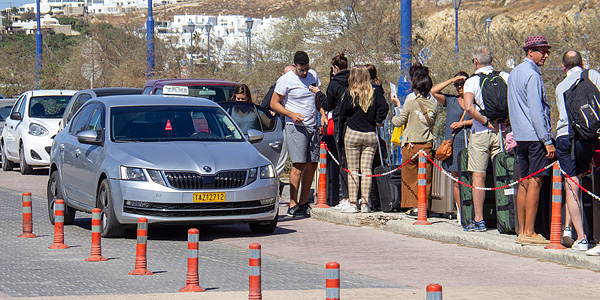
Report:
326,262,340,300
426,284,442,300
85,208,107,261
414,152,431,225
18,192,36,238
248,243,262,300
315,142,330,208
129,217,152,275
546,163,566,250
48,199,69,249
179,228,205,292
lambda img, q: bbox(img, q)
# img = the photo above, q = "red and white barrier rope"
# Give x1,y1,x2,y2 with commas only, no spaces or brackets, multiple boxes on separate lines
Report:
559,166,600,202
323,144,420,178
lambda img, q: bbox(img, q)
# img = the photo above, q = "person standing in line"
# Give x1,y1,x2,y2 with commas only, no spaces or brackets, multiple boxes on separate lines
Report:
555,50,600,252
390,64,438,212
309,53,351,209
463,46,509,232
338,66,389,213
431,71,473,221
262,65,295,202
271,51,327,217
507,35,556,245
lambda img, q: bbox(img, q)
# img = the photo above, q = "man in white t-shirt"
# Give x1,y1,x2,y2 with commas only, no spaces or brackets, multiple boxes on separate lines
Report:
271,51,326,217
463,45,510,232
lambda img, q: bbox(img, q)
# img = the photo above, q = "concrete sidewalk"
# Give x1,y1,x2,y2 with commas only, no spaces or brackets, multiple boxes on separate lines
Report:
309,207,600,272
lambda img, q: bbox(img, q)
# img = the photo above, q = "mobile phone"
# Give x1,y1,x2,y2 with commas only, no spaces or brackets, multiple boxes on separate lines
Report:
310,83,317,87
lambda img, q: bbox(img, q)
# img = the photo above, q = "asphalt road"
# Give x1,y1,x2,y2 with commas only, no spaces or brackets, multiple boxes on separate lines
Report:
1,166,600,299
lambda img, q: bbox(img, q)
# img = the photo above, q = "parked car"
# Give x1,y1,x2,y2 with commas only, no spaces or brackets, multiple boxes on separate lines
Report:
48,95,278,237
0,98,17,134
142,78,238,102
60,87,142,130
2,90,76,174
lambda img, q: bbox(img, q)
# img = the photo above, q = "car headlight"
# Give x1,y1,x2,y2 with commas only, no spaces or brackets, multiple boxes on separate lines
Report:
120,166,147,181
247,167,258,184
29,123,49,136
260,165,275,179
147,169,166,186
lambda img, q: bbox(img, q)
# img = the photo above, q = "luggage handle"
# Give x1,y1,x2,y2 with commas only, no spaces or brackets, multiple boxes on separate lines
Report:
376,126,386,167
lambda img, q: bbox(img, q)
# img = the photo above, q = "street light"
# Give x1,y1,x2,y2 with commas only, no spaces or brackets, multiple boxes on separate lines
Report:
188,20,195,77
452,0,461,60
205,21,212,66
146,0,155,79
245,17,254,73
35,0,42,89
486,17,492,46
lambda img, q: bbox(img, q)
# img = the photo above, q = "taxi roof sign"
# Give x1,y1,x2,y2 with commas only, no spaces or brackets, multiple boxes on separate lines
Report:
163,85,189,95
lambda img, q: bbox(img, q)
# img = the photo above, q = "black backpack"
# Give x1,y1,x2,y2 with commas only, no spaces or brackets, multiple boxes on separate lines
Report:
474,71,508,122
563,69,600,141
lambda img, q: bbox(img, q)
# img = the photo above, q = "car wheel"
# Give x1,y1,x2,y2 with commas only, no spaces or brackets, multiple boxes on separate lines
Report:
97,179,124,238
19,144,33,175
249,214,278,234
2,143,14,171
47,171,76,225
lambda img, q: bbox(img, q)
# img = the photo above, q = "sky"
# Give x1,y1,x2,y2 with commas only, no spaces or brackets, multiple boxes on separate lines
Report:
0,0,32,12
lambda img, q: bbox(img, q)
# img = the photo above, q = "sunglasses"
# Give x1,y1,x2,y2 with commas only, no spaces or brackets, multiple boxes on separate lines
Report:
454,82,465,87
531,48,551,56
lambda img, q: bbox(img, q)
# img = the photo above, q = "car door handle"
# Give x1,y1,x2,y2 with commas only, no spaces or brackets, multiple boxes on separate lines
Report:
269,141,282,149
74,149,81,157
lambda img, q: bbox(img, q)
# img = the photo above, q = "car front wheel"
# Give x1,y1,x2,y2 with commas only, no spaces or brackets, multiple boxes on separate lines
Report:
47,171,76,225
19,144,32,175
97,179,124,238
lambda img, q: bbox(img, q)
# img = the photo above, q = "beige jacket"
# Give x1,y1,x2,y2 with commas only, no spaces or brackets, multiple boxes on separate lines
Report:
392,93,437,146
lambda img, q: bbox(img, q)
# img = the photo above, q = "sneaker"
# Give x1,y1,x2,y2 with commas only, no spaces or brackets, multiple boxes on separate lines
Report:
300,203,312,216
360,200,372,213
563,226,573,247
463,220,486,232
572,239,589,251
341,204,359,213
586,244,600,256
287,205,309,218
333,199,350,210
521,233,550,245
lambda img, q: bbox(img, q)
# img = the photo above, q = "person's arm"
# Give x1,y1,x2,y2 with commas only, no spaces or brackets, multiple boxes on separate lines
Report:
270,92,304,123
374,88,389,124
315,93,328,127
526,75,555,158
389,92,401,107
450,118,474,130
464,91,494,130
430,75,465,105
391,99,411,127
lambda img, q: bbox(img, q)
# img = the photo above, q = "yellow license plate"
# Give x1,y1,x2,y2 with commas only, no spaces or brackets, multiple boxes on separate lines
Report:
193,192,225,202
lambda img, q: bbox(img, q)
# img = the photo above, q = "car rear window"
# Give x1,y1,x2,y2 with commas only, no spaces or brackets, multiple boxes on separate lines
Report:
111,105,244,142
156,85,236,102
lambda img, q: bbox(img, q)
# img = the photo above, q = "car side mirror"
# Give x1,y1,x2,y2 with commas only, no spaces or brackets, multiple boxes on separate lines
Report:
10,112,21,120
246,129,264,144
77,130,102,146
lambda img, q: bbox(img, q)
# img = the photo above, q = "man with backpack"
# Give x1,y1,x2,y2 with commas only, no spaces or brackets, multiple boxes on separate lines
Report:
507,35,556,245
555,50,600,253
463,45,509,232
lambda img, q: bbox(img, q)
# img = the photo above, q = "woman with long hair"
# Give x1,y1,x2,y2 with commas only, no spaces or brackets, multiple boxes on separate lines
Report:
228,84,256,134
338,66,389,213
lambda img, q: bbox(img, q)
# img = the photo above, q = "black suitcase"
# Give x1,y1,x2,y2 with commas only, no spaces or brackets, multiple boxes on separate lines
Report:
374,128,402,212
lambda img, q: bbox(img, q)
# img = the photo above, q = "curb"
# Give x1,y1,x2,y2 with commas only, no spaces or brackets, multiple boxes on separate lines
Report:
310,207,600,272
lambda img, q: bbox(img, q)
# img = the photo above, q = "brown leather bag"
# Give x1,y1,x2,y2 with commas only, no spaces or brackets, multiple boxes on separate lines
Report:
435,110,466,161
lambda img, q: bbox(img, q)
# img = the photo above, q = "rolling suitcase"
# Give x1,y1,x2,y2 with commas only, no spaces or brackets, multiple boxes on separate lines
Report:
458,148,497,228
493,151,518,234
374,128,402,212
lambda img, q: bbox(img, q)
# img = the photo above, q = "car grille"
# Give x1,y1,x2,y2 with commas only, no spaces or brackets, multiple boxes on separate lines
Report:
123,201,276,217
164,170,247,189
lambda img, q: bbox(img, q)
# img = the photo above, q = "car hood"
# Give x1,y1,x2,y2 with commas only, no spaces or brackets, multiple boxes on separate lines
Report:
109,141,269,173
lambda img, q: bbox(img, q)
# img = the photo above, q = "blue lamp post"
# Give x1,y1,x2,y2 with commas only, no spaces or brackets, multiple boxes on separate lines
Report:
188,20,195,77
146,0,155,79
245,17,254,73
35,0,42,89
205,21,212,66
452,0,461,60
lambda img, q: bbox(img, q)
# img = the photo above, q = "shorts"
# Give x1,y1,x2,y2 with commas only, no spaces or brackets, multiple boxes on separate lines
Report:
516,141,551,178
556,136,597,177
285,123,320,163
467,131,502,173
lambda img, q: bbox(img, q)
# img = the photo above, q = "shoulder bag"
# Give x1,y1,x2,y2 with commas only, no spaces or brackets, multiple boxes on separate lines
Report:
435,110,466,161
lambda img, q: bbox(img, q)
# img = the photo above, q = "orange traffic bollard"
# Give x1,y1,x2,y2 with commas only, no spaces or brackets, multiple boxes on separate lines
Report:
129,217,152,275
248,243,262,300
414,152,431,225
326,262,340,300
18,192,37,238
546,163,566,250
426,283,442,300
179,228,205,292
49,199,69,249
85,208,107,261
315,142,330,208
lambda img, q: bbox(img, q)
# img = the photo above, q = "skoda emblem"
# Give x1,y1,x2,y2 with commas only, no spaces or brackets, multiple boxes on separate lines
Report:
203,166,212,172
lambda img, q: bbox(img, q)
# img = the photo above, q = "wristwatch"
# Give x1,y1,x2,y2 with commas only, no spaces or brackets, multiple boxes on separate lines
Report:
484,118,490,127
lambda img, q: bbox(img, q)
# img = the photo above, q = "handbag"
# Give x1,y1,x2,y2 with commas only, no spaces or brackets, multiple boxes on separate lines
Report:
391,125,404,146
435,110,466,161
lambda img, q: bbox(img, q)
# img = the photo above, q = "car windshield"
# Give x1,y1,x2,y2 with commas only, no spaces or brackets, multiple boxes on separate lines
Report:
29,96,71,118
111,105,245,142
156,85,236,102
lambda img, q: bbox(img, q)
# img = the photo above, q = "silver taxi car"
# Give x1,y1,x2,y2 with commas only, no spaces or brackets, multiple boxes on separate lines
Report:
48,95,278,237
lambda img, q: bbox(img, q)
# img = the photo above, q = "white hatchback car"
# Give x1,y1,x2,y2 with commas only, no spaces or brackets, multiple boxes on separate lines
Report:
1,90,76,174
